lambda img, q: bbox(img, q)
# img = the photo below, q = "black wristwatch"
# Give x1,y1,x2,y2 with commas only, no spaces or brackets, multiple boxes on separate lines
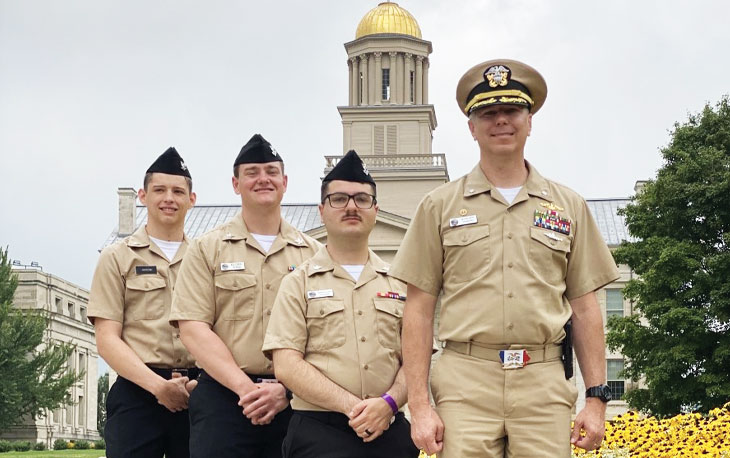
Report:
585,384,612,403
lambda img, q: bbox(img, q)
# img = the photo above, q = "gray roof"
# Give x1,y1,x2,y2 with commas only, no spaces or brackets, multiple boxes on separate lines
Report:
101,199,633,250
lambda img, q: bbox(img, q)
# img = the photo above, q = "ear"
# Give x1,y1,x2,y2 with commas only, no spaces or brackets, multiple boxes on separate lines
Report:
527,113,533,136
468,118,476,139
232,176,240,195
137,188,147,205
282,174,288,192
189,192,197,207
317,203,324,219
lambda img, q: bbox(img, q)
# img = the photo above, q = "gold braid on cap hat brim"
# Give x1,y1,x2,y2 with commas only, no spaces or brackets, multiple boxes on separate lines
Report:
465,90,534,114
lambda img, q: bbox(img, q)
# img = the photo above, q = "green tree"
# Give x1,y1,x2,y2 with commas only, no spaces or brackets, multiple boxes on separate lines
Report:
97,372,108,437
607,97,730,416
0,247,82,432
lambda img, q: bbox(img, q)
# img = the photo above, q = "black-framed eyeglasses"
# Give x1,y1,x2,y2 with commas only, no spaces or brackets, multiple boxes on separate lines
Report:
323,192,377,209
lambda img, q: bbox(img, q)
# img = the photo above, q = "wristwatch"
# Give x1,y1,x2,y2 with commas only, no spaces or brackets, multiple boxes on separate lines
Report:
585,384,612,402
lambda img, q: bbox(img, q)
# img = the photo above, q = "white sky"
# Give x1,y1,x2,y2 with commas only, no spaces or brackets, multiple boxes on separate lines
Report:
2,0,729,291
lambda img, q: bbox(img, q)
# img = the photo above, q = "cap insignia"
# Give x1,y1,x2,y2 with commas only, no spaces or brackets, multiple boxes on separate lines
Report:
271,147,279,157
484,65,510,88
362,162,369,175
180,161,188,171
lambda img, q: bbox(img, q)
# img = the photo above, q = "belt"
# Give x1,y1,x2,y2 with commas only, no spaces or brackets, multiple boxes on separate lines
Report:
199,369,277,383
295,410,404,433
444,341,562,364
147,366,201,380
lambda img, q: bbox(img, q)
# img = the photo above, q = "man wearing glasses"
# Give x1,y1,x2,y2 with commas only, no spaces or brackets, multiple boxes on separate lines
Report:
263,150,419,458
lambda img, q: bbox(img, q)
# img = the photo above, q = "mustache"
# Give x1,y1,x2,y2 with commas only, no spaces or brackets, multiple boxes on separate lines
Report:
341,211,361,221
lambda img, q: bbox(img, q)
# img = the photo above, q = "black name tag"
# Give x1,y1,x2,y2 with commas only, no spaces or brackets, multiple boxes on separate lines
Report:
135,265,157,275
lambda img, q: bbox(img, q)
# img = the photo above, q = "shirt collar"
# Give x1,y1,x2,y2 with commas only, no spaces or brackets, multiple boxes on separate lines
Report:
463,160,552,201
307,247,390,278
222,211,307,247
126,225,189,263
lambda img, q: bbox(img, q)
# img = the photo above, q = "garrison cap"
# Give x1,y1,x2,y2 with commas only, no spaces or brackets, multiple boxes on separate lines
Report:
323,150,375,187
146,147,191,178
456,59,547,116
234,134,283,167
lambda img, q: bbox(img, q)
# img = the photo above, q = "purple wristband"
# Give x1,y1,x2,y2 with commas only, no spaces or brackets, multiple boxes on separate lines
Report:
381,393,398,415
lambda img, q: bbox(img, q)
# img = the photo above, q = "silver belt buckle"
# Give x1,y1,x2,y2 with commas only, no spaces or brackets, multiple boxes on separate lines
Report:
500,349,530,370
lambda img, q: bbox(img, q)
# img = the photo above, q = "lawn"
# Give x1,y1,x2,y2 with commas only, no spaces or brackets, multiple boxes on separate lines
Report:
0,452,104,458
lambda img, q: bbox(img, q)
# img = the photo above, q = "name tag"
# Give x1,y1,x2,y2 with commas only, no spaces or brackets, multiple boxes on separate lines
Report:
221,262,245,272
449,214,478,227
135,265,157,275
307,289,334,299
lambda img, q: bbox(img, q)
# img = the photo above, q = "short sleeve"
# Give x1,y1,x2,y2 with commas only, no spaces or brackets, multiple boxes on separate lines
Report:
88,246,125,323
262,271,309,359
170,238,216,326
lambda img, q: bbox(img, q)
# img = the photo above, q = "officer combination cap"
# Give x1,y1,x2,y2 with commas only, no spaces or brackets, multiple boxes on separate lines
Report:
234,134,283,167
456,58,547,116
323,150,375,187
146,147,191,178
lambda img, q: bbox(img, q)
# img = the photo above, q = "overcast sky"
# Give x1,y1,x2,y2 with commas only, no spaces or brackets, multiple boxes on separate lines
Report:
1,0,729,291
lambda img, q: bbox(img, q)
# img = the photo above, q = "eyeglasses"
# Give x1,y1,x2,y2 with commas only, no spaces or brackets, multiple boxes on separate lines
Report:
323,192,377,209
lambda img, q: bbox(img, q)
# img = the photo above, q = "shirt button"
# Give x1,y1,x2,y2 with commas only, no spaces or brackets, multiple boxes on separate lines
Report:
320,309,324,315
363,364,369,370
357,310,363,316
364,394,370,399
507,233,513,239
266,363,272,369
176,358,182,363
360,336,366,342
175,334,180,339
266,310,272,316
507,323,514,330
507,292,514,298
507,262,514,268
265,283,271,289
469,189,474,193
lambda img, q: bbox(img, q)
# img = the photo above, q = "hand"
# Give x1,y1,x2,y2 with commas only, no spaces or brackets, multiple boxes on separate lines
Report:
571,399,606,451
409,404,444,455
152,375,190,412
238,382,289,425
348,398,393,442
172,371,198,394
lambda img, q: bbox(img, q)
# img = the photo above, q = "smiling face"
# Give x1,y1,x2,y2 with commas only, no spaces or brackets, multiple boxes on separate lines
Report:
138,172,196,229
232,161,288,210
468,104,532,157
319,180,378,241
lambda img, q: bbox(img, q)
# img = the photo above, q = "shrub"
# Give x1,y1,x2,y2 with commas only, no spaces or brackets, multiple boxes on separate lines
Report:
0,440,11,453
93,439,106,450
34,441,47,450
52,438,68,450
11,441,32,451
75,440,90,449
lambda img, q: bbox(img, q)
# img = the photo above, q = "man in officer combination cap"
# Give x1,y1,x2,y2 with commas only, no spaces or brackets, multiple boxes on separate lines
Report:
170,134,320,458
89,147,198,458
263,150,419,458
389,59,620,457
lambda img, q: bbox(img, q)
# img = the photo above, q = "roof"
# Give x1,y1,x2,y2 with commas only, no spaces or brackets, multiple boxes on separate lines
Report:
101,198,633,250
355,2,421,39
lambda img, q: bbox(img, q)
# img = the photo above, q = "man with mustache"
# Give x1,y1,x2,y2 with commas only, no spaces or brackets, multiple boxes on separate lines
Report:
390,59,620,457
264,151,419,458
170,134,320,458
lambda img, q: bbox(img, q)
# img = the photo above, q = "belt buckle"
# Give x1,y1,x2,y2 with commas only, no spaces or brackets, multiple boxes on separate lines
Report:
171,368,188,378
499,349,530,370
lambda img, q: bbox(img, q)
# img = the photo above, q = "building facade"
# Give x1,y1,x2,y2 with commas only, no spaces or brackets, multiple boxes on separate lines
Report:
3,268,100,447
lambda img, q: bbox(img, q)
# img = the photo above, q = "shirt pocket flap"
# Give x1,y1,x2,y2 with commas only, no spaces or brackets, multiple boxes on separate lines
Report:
443,224,490,247
306,299,345,318
126,275,166,292
530,226,571,253
215,274,257,291
373,299,403,318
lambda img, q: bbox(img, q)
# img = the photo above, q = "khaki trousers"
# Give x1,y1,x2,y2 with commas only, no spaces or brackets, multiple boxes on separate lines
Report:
431,349,577,458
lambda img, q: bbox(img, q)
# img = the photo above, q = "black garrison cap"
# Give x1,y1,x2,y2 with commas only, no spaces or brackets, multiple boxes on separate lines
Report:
323,150,375,186
234,134,283,167
146,147,191,178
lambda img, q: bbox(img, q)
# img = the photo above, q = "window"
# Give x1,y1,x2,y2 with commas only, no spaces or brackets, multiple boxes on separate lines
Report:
55,297,63,314
79,353,86,373
78,395,85,427
605,289,624,319
409,71,415,102
607,359,625,400
67,301,75,319
80,306,88,324
65,403,73,426
373,125,398,155
382,68,390,101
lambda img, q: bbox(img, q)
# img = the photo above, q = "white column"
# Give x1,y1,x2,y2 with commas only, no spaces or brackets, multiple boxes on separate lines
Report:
359,54,368,106
404,53,413,104
374,52,382,105
348,58,355,106
389,52,398,105
415,55,424,105
423,58,429,104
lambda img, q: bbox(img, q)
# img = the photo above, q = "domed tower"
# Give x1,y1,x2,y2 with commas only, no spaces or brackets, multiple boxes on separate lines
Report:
329,2,448,218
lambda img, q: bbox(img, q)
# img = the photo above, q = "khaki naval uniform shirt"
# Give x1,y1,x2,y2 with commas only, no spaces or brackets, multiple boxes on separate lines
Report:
169,212,320,375
263,247,405,412
88,226,194,368
389,162,619,346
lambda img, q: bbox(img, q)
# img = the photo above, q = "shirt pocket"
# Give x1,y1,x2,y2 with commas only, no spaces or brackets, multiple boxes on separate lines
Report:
305,299,346,351
125,275,167,321
528,226,572,285
373,298,403,350
215,273,257,321
442,224,490,284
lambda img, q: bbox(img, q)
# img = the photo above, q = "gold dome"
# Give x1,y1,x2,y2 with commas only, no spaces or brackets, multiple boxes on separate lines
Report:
355,2,422,39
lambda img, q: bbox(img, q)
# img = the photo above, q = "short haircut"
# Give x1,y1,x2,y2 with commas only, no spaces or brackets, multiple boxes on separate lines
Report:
320,180,376,203
143,172,193,193
233,161,285,179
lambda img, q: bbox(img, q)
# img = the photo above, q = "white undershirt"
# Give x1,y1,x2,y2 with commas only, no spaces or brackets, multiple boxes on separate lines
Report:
252,233,277,253
149,236,182,262
496,186,523,205
342,264,365,282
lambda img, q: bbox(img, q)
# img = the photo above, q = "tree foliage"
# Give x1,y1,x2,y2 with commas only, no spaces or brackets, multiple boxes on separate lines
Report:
97,372,108,437
0,247,82,432
607,97,730,416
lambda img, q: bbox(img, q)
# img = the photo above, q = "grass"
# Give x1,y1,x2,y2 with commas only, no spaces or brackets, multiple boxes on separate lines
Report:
0,451,104,457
